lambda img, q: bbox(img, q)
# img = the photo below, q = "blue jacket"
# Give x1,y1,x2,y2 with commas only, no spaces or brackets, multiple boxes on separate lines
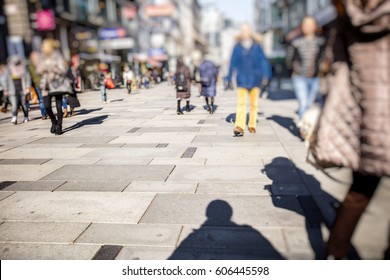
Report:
227,42,272,89
199,59,218,97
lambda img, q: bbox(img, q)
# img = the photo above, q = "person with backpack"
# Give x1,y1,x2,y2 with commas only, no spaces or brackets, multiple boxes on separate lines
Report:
175,57,191,115
198,56,218,114
227,24,272,136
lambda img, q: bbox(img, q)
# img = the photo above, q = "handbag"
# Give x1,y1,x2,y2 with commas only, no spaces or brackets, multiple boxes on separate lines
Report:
48,76,72,96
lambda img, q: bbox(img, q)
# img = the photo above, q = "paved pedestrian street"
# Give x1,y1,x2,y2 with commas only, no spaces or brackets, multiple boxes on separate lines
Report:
0,83,389,260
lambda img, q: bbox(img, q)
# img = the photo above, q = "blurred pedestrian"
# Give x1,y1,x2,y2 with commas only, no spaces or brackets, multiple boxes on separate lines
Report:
198,55,218,114
66,54,81,116
123,65,134,94
28,52,47,120
175,57,191,115
0,63,9,113
5,55,31,125
37,39,70,135
227,24,272,136
97,63,108,103
286,16,326,120
323,0,390,260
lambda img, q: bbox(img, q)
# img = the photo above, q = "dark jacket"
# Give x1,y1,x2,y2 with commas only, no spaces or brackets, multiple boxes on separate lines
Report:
227,41,272,89
199,59,218,97
175,65,191,99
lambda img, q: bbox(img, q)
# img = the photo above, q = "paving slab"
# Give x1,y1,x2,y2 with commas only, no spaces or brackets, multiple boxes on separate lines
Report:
0,221,90,243
140,194,305,227
41,165,174,182
0,159,51,165
193,135,279,143
136,127,200,133
76,223,182,247
95,158,152,165
0,192,155,223
196,183,270,195
0,164,63,181
2,181,66,191
32,136,117,144
168,165,302,183
110,134,196,144
124,181,197,193
150,158,206,166
44,158,101,165
83,147,184,159
0,148,95,159
0,191,15,201
115,246,175,260
56,181,128,192
0,243,100,260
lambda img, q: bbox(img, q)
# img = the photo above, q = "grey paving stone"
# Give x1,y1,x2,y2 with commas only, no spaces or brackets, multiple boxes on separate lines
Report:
83,147,184,159
0,191,15,201
2,181,66,191
0,164,63,181
168,166,272,183
192,135,278,143
115,246,175,260
79,144,124,148
0,221,90,243
0,159,51,165
0,243,101,260
140,194,305,227
282,228,325,253
92,245,123,260
76,224,182,247
41,165,175,182
149,158,206,166
32,137,117,144
196,183,270,195
44,158,101,165
124,181,197,193
0,148,95,159
96,158,152,165
0,192,155,223
110,134,196,144
137,127,200,133
0,181,16,190
56,181,129,192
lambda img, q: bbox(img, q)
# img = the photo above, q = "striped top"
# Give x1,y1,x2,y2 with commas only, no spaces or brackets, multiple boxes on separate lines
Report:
286,36,326,78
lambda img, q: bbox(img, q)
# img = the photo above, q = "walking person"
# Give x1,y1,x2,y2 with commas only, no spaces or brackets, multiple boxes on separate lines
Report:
66,54,81,117
323,0,390,260
37,39,70,135
286,16,326,120
0,63,7,112
28,52,47,120
198,56,218,114
97,63,108,103
174,57,191,115
5,56,31,125
123,65,134,94
227,24,272,136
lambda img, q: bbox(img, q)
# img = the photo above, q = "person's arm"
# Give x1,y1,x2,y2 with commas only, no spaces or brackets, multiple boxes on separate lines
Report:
227,44,238,83
285,42,297,74
24,69,32,94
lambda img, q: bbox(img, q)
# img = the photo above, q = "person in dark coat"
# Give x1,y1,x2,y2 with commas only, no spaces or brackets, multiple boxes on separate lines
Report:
66,54,81,117
198,56,218,114
175,57,191,115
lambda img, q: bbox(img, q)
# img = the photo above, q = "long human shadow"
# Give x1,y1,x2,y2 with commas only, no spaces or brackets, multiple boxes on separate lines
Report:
266,115,303,141
168,200,285,260
63,115,109,134
262,157,360,259
266,89,296,101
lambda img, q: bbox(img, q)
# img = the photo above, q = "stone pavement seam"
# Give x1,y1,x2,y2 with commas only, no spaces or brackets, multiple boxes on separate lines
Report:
136,194,158,224
72,223,93,244
51,181,68,192
164,165,177,182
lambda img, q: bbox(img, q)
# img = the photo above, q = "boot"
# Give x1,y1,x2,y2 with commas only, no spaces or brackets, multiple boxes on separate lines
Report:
209,103,214,114
55,124,63,135
177,100,183,115
50,121,57,134
63,109,68,118
186,101,191,112
70,108,75,117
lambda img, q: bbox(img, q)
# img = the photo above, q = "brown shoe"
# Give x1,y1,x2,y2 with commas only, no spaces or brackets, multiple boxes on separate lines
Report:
248,127,256,134
233,126,244,137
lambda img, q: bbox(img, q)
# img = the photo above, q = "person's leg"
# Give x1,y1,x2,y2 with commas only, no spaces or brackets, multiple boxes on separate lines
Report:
326,172,381,259
248,87,260,130
44,95,58,133
186,98,190,112
177,99,183,115
55,95,63,126
292,76,309,119
205,97,210,111
100,86,105,102
19,93,29,120
235,88,248,131
10,94,18,123
36,87,47,117
308,78,321,108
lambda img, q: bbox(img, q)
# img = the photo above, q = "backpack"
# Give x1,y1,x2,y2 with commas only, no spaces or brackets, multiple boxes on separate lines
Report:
175,71,188,92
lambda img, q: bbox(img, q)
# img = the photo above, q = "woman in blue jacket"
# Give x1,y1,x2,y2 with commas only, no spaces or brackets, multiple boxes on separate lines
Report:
227,24,271,137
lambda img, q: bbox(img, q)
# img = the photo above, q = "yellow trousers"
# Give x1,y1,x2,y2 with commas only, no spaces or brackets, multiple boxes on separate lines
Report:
235,87,260,129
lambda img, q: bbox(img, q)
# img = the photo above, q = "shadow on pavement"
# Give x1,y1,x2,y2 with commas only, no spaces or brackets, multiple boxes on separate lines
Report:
168,200,285,260
267,89,296,101
63,115,109,134
266,115,303,141
75,108,103,116
262,157,360,259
